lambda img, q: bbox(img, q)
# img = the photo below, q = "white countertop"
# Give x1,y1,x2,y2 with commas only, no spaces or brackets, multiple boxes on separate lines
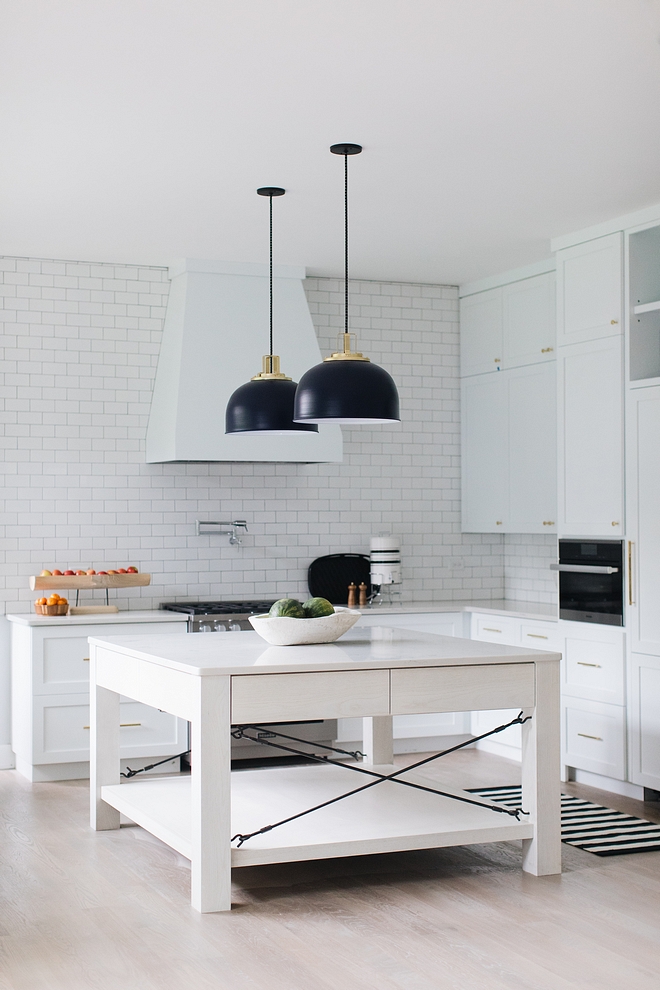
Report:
364,600,558,622
6,599,558,627
89,626,560,677
6,610,189,627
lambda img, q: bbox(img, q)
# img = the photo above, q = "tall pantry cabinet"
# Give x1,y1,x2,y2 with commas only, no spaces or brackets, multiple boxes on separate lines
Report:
460,268,557,534
625,221,660,791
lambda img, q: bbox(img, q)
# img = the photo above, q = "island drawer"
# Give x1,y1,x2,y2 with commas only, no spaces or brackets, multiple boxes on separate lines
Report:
231,669,390,723
391,663,535,715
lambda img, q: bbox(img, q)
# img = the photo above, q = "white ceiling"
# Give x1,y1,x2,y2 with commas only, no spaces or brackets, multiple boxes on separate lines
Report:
2,0,660,285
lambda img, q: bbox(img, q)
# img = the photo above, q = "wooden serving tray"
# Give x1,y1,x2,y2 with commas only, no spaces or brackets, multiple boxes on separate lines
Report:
30,573,151,591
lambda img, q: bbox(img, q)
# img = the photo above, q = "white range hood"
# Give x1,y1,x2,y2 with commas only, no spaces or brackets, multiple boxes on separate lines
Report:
146,259,343,462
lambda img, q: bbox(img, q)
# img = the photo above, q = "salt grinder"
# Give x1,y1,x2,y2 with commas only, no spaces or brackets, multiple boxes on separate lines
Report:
347,582,357,608
358,582,368,607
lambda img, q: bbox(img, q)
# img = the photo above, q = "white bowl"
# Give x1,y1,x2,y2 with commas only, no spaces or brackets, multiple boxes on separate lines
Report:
248,607,361,646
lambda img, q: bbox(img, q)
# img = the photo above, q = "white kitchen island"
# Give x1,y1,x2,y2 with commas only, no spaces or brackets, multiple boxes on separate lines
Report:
88,626,561,913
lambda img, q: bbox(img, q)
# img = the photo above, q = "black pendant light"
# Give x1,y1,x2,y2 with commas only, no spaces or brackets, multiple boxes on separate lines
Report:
225,187,318,435
293,144,400,425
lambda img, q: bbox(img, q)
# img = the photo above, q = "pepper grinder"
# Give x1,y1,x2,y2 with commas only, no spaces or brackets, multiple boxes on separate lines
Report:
347,582,357,608
358,582,368,608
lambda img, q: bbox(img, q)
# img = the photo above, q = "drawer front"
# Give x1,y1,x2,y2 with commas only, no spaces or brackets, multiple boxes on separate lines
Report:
391,663,535,715
34,622,186,695
520,622,562,652
32,693,187,764
562,634,624,705
471,614,521,646
231,669,390,723
37,636,91,694
563,699,625,779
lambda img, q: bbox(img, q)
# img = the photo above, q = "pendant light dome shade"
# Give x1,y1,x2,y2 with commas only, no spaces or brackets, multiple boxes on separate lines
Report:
294,358,400,424
225,187,318,436
293,143,400,426
226,377,318,434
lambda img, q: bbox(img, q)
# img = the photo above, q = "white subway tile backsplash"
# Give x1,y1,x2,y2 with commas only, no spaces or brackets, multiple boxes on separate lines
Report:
0,256,559,616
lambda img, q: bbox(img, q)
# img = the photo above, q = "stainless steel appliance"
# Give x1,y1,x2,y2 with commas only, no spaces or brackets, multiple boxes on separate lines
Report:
552,540,624,626
159,600,337,759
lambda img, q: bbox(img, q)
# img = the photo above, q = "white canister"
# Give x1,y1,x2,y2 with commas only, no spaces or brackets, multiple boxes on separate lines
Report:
370,535,401,586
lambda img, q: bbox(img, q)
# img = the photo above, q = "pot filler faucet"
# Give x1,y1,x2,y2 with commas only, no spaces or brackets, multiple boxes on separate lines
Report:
196,520,248,546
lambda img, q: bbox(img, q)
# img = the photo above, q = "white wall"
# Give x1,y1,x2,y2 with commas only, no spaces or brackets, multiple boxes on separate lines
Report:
0,256,510,754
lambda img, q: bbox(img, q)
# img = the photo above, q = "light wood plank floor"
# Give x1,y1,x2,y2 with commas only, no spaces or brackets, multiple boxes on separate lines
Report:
2,750,660,990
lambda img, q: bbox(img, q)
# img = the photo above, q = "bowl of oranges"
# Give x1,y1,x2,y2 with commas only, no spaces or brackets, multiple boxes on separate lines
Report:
34,594,69,616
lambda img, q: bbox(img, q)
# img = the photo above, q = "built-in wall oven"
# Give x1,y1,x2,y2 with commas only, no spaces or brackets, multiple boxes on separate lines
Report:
553,540,624,626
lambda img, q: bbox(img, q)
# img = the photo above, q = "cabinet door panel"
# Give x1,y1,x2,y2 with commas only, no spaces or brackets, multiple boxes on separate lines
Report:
460,288,503,377
557,233,622,346
557,336,623,535
627,387,660,655
630,653,660,789
461,375,508,532
508,364,557,533
503,272,556,368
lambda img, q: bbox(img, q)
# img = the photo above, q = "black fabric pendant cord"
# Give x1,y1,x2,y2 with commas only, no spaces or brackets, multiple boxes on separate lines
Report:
230,711,532,847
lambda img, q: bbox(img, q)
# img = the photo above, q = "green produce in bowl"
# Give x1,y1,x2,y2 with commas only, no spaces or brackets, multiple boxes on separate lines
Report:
268,598,306,618
302,597,335,618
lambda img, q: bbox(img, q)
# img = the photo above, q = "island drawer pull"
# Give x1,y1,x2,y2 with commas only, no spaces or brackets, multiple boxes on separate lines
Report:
83,723,142,729
577,732,602,741
482,627,502,634
577,661,601,668
526,633,548,640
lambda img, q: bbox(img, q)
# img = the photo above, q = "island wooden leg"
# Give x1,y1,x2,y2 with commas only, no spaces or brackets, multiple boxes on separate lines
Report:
90,654,120,831
190,675,231,913
363,715,394,764
521,658,561,876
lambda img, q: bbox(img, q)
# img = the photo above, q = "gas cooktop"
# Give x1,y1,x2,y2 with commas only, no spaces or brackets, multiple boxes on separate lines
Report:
159,600,277,616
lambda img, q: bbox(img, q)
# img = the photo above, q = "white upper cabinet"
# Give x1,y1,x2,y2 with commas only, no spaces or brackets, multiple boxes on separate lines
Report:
461,364,556,534
556,233,623,346
461,374,508,532
557,336,624,536
508,364,557,533
460,287,503,377
502,272,556,368
627,385,660,656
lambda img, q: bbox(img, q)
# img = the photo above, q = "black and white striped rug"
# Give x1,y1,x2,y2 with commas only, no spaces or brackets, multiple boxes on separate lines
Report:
468,785,660,856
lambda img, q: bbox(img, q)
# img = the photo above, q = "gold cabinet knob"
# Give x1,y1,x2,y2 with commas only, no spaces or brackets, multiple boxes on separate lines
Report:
541,347,554,354
611,319,618,325
611,521,620,526
494,358,501,363
495,520,503,526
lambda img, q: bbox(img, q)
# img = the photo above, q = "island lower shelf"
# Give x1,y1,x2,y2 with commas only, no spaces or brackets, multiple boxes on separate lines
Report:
101,763,533,868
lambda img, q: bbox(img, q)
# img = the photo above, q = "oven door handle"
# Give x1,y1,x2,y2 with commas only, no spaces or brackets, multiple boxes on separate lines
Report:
550,564,619,574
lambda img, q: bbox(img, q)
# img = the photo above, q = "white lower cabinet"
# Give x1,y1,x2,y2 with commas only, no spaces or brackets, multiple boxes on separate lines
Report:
563,697,626,780
629,652,660,791
10,616,188,781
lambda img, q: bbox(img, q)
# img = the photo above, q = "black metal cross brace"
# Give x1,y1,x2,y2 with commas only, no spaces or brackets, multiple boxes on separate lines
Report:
231,711,532,847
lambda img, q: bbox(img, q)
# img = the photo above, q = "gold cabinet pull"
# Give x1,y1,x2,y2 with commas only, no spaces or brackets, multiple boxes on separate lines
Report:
628,541,634,606
610,319,618,324
577,732,602,741
83,657,90,662
83,723,142,729
577,661,601,668
527,633,548,640
496,520,503,526
483,627,502,634
542,521,555,526
611,521,619,527
541,347,554,353
494,357,501,363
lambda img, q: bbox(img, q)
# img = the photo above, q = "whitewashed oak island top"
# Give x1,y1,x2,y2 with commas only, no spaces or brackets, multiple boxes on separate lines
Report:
88,626,561,913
